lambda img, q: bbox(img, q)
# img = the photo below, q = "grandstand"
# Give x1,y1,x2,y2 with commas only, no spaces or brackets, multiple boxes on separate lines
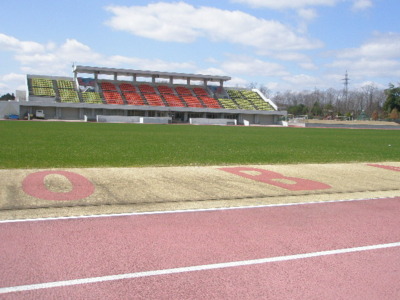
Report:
20,65,285,125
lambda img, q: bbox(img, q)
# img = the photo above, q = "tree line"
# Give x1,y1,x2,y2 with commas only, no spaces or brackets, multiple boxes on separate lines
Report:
0,93,15,101
251,83,400,121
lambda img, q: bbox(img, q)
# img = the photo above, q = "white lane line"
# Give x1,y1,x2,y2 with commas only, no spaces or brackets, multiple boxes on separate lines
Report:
1,196,398,224
1,241,400,294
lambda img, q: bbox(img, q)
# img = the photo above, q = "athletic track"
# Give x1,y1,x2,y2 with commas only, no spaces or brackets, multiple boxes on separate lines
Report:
1,196,400,299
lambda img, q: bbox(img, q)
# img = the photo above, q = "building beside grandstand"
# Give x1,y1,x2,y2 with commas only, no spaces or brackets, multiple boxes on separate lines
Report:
19,65,286,125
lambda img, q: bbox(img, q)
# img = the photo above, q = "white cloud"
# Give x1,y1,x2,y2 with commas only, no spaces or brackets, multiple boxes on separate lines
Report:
352,0,373,10
231,0,373,10
283,74,320,86
230,0,337,9
0,33,200,93
299,62,318,70
330,32,400,79
225,76,250,87
264,52,317,70
58,39,103,63
329,58,400,78
0,33,45,53
337,32,400,59
109,55,195,71
221,55,289,77
297,8,318,21
0,73,26,94
357,80,385,89
105,2,322,51
195,67,228,77
2,73,25,82
1,33,195,76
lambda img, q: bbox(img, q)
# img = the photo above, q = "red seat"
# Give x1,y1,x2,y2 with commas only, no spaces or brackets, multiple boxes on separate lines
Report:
175,86,192,95
101,82,117,91
139,84,156,94
124,92,145,105
163,94,185,107
119,83,136,92
193,87,209,96
103,91,124,104
201,96,221,108
144,94,165,106
158,85,174,94
182,95,204,108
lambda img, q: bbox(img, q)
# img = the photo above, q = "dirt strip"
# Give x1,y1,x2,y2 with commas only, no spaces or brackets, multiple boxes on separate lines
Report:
1,162,399,220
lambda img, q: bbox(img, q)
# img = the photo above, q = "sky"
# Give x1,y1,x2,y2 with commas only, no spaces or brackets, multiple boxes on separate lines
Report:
0,0,399,96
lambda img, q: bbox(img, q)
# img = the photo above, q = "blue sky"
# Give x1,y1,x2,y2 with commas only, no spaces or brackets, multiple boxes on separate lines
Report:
1,0,399,95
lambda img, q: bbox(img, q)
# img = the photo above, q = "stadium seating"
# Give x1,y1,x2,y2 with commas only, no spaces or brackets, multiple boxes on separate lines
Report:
103,91,124,105
56,80,80,103
81,92,103,104
193,87,210,97
156,85,185,107
163,94,185,107
59,89,80,103
241,90,274,111
157,85,174,94
32,87,56,97
175,86,193,95
226,90,255,110
119,83,136,92
219,98,239,109
144,94,165,106
101,82,118,91
124,92,145,105
181,95,204,108
31,78,56,97
139,84,156,94
57,80,75,89
200,96,221,109
28,75,276,114
32,78,53,88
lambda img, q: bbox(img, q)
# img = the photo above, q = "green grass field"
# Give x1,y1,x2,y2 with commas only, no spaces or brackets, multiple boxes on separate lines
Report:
0,120,398,169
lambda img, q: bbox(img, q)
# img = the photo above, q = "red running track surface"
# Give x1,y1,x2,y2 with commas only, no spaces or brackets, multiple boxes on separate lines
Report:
1,197,400,299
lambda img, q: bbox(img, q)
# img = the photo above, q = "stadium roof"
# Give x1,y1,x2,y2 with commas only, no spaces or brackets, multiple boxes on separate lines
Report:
73,65,231,84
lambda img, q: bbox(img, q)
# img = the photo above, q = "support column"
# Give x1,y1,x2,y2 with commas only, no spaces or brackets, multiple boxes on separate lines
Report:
94,72,99,93
79,108,84,120
56,107,61,119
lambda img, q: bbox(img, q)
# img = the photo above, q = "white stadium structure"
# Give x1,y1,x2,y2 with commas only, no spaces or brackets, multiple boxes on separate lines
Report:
18,65,286,125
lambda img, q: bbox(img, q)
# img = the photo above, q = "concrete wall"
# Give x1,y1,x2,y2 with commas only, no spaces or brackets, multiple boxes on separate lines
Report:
96,115,171,124
190,118,237,125
28,96,56,102
258,114,274,125
60,107,80,120
97,115,141,123
140,117,171,124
